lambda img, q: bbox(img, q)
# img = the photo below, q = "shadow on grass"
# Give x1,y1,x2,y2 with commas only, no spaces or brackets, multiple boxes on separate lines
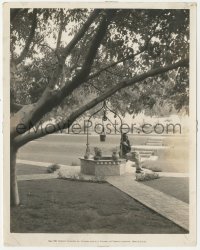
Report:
11,179,188,234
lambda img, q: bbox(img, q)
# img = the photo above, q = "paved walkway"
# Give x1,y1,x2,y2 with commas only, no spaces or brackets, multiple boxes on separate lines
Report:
17,159,57,167
131,145,169,150
106,175,189,231
17,159,80,169
17,159,189,231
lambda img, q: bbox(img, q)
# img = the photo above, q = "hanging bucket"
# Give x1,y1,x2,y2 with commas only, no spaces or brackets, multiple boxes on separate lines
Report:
100,134,106,142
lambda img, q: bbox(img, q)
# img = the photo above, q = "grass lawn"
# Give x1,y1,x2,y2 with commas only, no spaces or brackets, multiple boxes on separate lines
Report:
18,134,189,173
141,177,189,203
17,134,147,166
11,179,188,234
142,136,189,173
16,164,47,175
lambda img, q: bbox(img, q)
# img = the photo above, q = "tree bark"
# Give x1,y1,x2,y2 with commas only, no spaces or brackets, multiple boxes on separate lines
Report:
10,145,20,206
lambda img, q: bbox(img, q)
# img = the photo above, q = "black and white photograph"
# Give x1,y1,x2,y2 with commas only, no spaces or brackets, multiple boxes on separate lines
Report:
3,1,197,247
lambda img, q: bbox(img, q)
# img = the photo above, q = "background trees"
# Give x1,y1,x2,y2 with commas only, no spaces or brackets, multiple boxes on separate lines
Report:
10,8,189,205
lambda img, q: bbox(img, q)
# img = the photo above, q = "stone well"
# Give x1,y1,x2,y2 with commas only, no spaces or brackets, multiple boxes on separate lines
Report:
80,157,126,177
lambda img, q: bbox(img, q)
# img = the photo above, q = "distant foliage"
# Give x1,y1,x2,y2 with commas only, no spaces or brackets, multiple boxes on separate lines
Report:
11,8,189,117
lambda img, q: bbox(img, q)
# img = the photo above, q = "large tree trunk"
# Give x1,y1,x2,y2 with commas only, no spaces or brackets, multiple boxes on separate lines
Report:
10,145,20,206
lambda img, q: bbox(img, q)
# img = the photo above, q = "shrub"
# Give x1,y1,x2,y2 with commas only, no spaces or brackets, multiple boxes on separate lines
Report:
91,175,106,183
58,170,106,183
47,164,61,173
135,172,159,182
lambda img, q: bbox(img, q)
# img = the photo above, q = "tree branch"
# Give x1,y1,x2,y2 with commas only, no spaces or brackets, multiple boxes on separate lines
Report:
13,9,37,65
37,43,54,52
56,9,64,50
86,32,155,82
85,13,166,83
10,10,116,139
61,9,101,60
13,57,189,148
87,51,143,81
64,10,117,84
10,102,24,113
47,9,102,89
66,58,189,122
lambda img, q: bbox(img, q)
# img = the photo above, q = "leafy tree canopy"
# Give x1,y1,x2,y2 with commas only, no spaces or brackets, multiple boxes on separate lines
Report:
11,8,189,120
9,7,190,206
